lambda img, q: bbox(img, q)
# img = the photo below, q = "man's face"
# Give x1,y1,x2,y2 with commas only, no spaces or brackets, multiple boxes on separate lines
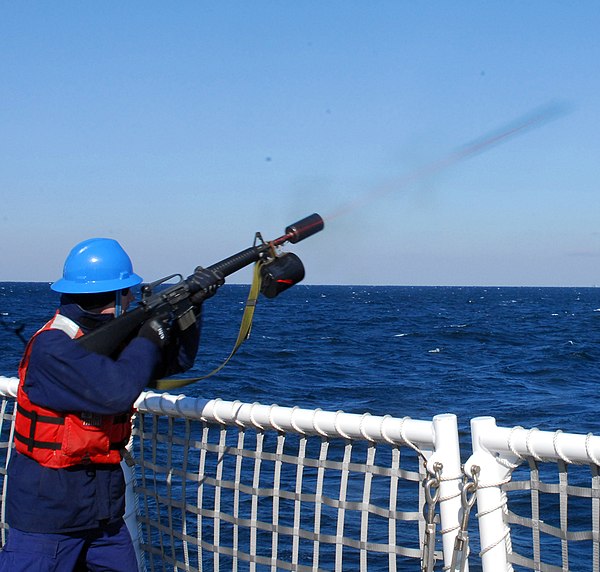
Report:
121,288,134,312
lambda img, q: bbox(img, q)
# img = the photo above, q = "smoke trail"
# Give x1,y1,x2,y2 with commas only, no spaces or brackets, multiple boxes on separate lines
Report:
325,102,569,222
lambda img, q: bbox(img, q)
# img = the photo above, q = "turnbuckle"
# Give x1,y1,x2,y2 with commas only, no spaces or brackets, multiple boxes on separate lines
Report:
450,465,480,572
422,462,443,572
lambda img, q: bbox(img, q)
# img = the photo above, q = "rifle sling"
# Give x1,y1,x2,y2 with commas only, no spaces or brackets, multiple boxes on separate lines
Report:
149,261,263,391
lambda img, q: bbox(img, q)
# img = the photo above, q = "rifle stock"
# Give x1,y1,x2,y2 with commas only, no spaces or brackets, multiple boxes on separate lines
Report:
77,306,148,356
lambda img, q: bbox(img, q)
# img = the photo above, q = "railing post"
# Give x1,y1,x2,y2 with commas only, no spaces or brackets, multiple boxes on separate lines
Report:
467,416,515,572
430,413,465,570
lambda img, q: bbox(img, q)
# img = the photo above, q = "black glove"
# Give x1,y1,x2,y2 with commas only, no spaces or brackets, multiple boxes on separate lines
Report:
190,267,225,303
138,314,172,349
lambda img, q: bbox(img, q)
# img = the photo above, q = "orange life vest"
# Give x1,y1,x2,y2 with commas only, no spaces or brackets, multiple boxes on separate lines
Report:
14,312,132,468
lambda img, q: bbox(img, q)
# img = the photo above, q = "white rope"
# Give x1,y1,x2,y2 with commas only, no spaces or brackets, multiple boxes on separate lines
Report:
479,527,511,558
310,408,328,438
333,410,352,440
249,402,266,430
525,427,544,462
268,404,285,433
553,430,574,464
586,433,600,467
290,406,307,436
358,413,375,443
399,416,428,463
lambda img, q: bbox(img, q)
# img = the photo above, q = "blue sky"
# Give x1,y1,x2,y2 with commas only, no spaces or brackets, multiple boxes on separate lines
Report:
1,2,599,286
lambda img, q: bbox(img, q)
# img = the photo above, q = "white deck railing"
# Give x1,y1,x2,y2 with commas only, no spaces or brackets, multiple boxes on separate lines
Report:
0,376,464,571
4,374,600,571
466,416,600,572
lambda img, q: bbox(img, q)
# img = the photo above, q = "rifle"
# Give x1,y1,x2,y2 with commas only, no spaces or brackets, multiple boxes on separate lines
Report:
77,213,324,357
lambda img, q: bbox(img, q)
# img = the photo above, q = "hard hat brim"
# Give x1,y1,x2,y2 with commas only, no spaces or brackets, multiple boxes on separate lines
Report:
51,273,143,294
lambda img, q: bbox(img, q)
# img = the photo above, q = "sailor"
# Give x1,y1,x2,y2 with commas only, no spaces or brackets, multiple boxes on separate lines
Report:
0,238,211,571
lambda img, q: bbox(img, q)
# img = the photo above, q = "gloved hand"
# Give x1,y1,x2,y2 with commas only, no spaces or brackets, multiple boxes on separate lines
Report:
138,313,172,349
190,267,225,303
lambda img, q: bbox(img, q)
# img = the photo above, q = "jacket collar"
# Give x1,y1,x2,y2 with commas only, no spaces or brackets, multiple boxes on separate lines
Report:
58,299,114,334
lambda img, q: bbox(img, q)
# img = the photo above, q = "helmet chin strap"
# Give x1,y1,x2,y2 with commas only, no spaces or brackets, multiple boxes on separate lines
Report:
114,290,122,317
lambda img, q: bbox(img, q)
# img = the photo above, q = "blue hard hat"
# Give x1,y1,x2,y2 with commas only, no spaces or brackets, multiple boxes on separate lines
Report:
51,238,143,294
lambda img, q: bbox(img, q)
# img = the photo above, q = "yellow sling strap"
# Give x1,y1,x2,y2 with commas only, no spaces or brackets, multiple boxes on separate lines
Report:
148,262,263,391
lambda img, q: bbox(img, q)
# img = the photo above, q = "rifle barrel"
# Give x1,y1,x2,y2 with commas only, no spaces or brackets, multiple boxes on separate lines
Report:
207,245,267,278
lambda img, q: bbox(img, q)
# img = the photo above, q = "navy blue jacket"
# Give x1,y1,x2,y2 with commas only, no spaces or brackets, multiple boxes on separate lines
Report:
6,302,199,533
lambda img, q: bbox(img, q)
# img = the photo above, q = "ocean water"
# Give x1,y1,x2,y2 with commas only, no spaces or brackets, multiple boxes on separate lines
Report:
2,282,600,570
2,283,599,434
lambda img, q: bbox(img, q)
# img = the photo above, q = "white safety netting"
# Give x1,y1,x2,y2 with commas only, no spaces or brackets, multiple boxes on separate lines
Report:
467,417,600,572
0,379,465,571
501,459,600,571
131,393,443,571
5,377,600,570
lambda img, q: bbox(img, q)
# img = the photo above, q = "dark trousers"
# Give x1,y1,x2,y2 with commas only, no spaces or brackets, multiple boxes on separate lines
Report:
0,518,138,572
